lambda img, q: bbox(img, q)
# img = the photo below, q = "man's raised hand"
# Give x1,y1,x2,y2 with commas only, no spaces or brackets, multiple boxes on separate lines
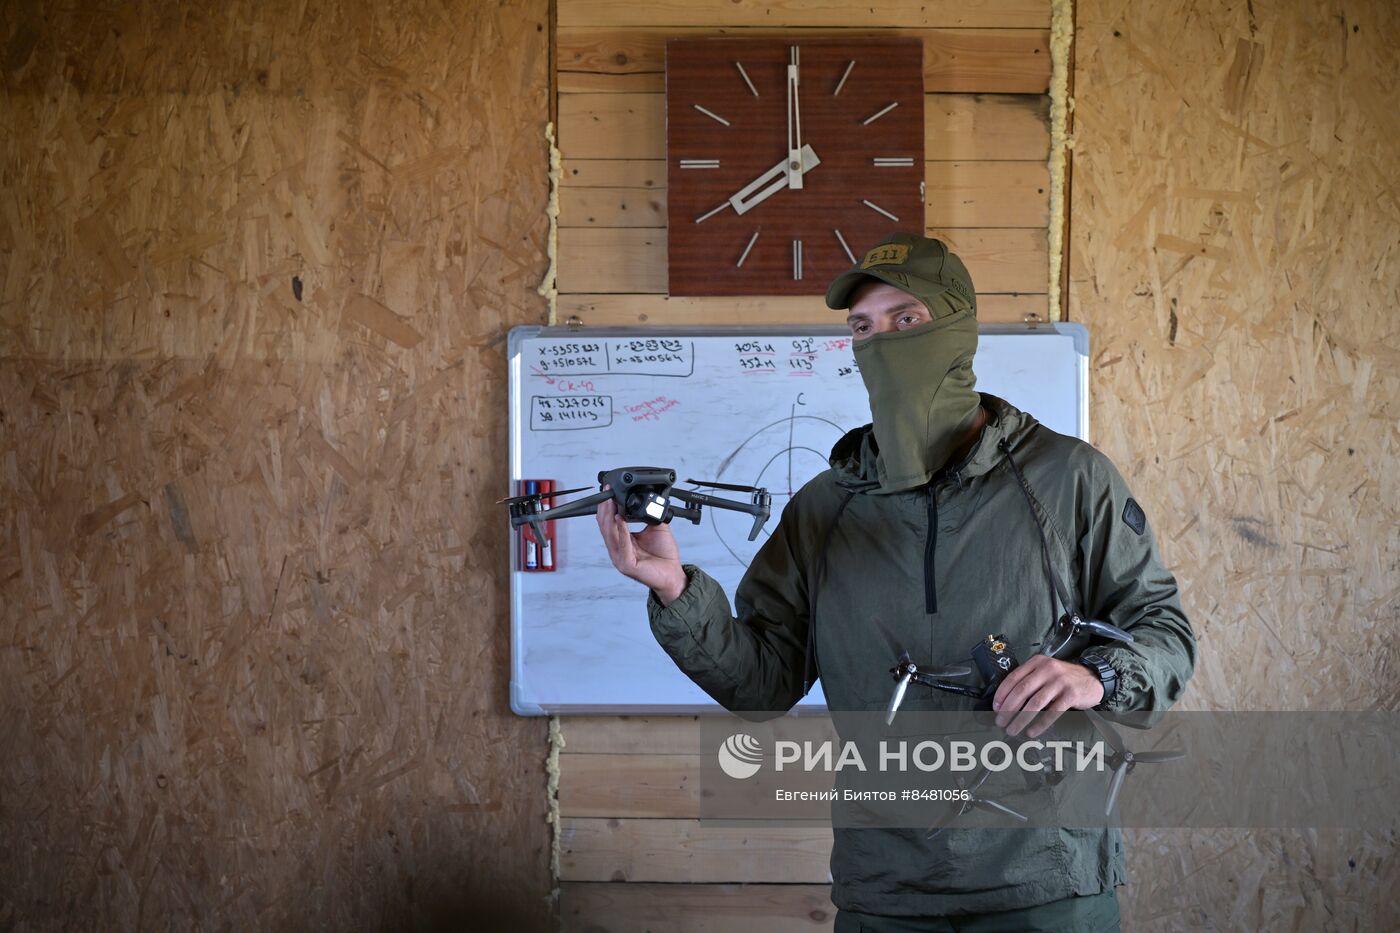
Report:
596,496,687,606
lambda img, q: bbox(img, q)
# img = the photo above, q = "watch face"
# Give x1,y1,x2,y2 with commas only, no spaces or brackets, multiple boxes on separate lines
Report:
666,37,925,296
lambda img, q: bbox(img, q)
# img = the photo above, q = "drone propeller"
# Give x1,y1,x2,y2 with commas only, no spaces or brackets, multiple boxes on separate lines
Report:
685,478,760,493
497,485,592,506
1081,619,1135,642
887,651,913,727
926,767,1028,839
875,618,975,724
1041,612,1134,658
1085,710,1186,815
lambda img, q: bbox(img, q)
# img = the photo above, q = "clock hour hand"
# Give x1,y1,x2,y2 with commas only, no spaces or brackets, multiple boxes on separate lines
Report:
728,143,821,216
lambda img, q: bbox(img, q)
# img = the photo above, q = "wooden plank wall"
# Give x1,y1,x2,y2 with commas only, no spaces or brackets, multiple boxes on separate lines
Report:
552,1,1056,928
554,0,1056,328
1067,0,1400,929
0,1,555,929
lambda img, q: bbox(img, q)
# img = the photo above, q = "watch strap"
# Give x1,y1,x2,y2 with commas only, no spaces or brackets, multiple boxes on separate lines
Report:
1078,652,1118,706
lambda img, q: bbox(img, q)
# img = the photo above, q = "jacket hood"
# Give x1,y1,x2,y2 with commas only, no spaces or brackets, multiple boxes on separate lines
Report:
828,393,1039,490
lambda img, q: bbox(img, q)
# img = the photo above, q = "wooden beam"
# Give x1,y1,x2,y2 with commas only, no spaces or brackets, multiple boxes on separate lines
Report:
557,227,1046,294
559,93,1050,162
555,292,1050,326
560,716,704,754
557,0,1051,30
558,28,1050,95
562,159,667,188
555,228,668,292
558,93,666,159
559,186,667,227
560,161,1050,228
559,818,833,883
925,161,1050,228
926,94,1049,160
560,882,835,932
560,753,703,818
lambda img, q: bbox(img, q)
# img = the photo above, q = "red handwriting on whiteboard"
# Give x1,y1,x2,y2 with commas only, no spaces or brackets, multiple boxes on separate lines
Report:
625,396,680,423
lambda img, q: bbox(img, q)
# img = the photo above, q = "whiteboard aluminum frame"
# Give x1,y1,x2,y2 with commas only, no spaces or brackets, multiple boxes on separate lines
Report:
507,323,1089,715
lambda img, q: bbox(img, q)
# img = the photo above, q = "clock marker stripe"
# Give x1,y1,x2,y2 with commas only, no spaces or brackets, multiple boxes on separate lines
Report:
862,199,900,222
735,61,759,97
680,159,720,169
695,202,730,224
862,101,899,125
693,104,731,126
872,157,914,167
834,60,855,96
737,230,760,268
834,229,857,265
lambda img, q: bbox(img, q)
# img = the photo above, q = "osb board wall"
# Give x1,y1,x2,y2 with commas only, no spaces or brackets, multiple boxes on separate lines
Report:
0,1,554,930
1069,0,1398,929
553,0,1056,326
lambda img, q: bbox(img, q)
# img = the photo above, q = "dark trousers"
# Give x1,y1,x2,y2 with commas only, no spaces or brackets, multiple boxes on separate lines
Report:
834,888,1121,933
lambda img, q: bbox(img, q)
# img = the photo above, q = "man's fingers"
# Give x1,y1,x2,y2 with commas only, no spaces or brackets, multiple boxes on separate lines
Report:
991,665,1028,713
596,500,635,570
993,661,1050,722
1025,702,1072,740
1004,684,1062,736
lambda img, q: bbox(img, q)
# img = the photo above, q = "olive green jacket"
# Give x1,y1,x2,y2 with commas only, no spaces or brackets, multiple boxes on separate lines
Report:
647,393,1197,915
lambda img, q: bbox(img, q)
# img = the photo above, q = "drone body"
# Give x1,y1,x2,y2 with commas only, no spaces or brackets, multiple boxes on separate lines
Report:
501,466,771,548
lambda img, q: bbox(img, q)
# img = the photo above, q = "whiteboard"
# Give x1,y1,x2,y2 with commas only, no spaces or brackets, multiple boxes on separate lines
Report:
508,324,1088,714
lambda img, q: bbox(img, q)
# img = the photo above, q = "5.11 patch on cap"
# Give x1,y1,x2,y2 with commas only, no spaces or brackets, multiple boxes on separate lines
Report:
1122,498,1146,536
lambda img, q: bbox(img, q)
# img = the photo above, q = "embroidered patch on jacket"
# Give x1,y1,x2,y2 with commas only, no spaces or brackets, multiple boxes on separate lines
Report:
1122,498,1146,535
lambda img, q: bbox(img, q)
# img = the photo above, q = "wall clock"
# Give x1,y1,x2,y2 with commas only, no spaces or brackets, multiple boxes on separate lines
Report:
665,36,925,296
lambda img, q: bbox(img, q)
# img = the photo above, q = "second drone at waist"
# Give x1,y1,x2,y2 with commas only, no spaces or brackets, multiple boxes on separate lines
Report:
502,466,773,544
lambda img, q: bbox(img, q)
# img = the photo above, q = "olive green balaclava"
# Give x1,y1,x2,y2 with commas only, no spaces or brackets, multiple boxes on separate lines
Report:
825,234,982,494
852,292,980,493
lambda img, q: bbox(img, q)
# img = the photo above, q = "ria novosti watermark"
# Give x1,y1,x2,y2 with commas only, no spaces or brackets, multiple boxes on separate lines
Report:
699,710,1400,831
721,734,1110,778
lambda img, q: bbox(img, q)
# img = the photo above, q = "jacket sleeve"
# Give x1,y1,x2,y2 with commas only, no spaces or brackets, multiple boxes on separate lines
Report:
1074,450,1198,712
646,492,813,717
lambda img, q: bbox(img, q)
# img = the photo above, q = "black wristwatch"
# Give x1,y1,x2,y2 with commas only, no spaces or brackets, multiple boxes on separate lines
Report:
1077,653,1119,707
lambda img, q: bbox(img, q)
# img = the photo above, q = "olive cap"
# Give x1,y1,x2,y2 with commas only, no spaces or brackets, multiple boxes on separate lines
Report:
825,232,976,318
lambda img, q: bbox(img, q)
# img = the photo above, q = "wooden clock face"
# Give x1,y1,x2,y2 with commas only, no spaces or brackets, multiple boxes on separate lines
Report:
666,37,925,297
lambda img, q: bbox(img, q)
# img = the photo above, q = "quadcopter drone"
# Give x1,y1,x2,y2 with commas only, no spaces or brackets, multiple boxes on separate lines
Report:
500,467,772,546
883,614,1137,724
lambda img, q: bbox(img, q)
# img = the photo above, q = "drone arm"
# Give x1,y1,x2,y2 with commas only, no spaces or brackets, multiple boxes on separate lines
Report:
537,489,612,521
671,488,771,541
909,672,984,698
667,503,703,525
511,489,613,542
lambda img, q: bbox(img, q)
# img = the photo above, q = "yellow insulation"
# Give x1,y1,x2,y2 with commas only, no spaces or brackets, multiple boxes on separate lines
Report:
538,121,561,324
545,714,566,898
1047,0,1076,321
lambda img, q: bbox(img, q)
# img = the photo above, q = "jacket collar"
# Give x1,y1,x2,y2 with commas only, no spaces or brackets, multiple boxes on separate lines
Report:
828,393,1039,491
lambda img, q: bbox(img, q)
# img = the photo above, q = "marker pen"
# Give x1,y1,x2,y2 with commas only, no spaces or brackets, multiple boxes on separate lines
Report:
539,479,555,569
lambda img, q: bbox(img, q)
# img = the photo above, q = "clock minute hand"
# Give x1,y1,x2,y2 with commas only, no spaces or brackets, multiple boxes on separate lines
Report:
787,45,803,190
728,143,821,216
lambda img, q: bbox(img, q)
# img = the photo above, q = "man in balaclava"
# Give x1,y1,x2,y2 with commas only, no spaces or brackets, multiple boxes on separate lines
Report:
597,233,1197,931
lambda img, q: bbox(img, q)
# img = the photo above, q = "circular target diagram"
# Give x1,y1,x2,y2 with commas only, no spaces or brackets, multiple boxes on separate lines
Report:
705,394,850,567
